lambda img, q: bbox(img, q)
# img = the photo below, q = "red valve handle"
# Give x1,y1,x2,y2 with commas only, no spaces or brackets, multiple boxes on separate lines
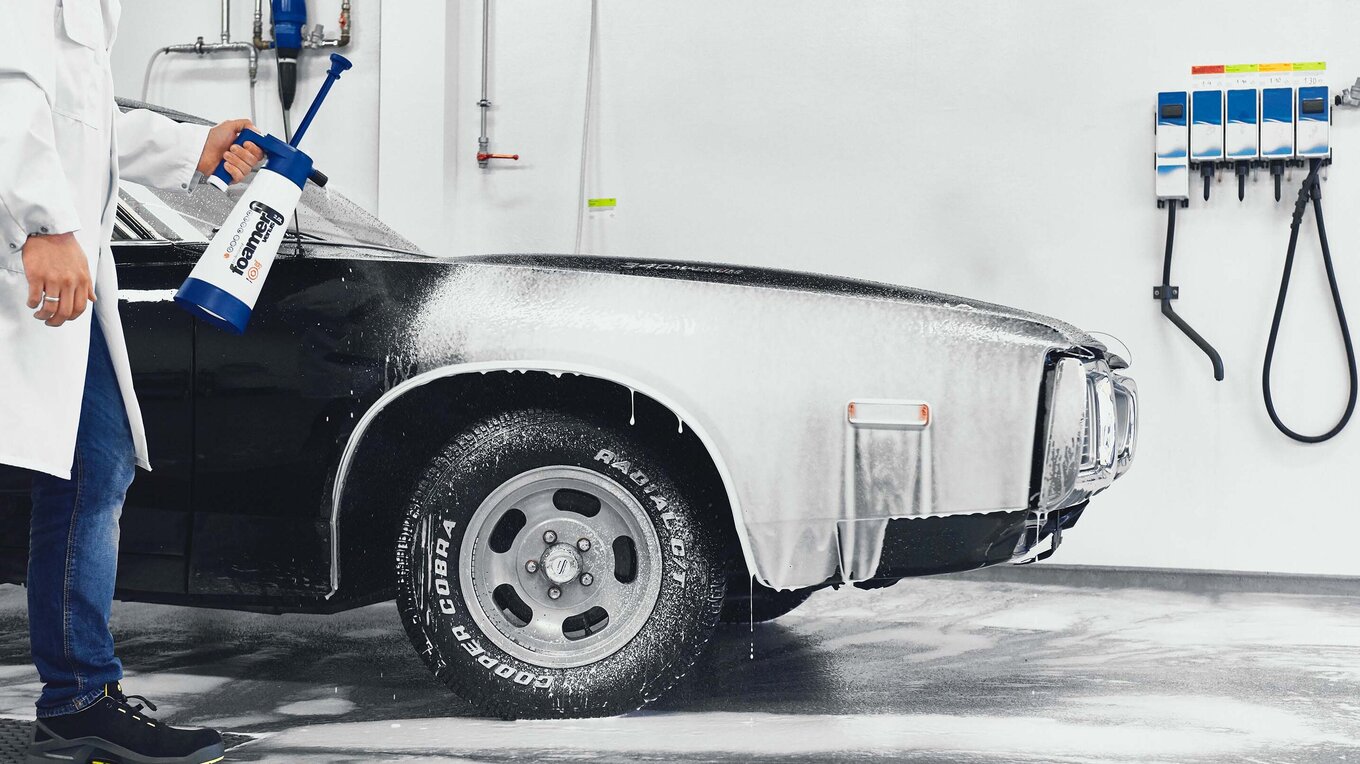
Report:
477,152,520,161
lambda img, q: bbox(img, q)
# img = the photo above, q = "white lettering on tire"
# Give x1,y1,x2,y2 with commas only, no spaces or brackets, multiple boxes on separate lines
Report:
436,524,556,691
595,449,689,586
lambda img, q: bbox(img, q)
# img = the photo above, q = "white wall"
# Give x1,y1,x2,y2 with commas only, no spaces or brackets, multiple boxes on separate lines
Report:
113,1,1360,576
111,0,381,212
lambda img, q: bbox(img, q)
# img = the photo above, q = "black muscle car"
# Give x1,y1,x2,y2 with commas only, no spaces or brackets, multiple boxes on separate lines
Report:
0,100,1138,719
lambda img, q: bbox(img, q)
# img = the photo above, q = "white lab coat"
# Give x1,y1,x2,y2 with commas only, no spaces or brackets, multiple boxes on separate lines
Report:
0,0,209,479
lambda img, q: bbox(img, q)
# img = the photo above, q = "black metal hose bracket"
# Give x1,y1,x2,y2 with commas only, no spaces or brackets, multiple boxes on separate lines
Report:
1155,201,1226,381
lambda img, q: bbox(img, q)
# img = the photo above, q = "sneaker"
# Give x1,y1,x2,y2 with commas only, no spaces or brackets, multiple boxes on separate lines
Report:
27,682,224,764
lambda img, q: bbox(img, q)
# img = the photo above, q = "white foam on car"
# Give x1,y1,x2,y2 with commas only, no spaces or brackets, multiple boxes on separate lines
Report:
119,289,178,303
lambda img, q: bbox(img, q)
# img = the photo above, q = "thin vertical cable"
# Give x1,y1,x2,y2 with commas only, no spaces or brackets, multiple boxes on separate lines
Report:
573,0,599,255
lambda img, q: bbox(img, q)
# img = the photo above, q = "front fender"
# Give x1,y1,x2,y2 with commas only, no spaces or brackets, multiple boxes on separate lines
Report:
330,360,757,596
341,259,1084,590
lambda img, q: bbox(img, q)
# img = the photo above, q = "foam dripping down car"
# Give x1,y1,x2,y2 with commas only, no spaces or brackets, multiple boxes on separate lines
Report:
0,100,1138,720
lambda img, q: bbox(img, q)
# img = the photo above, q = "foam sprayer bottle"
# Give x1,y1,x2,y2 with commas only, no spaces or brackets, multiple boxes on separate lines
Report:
174,53,353,334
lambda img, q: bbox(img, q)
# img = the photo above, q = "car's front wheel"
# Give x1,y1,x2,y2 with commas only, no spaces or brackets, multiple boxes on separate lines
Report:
395,409,726,719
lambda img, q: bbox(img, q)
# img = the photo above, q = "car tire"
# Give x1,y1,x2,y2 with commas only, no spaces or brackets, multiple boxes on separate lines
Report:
395,408,727,719
719,576,814,624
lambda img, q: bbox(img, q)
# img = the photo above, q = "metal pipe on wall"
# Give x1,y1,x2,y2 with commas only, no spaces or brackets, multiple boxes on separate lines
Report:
254,0,266,50
145,0,356,126
143,0,259,101
475,0,519,169
477,0,492,167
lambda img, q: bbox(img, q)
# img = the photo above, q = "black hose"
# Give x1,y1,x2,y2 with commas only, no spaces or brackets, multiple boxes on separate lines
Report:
1159,202,1226,381
1262,159,1358,443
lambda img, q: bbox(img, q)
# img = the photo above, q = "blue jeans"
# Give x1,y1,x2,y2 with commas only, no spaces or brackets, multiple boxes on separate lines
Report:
28,315,133,717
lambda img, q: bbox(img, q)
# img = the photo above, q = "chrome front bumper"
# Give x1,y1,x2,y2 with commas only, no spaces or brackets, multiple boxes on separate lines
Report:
1038,356,1138,512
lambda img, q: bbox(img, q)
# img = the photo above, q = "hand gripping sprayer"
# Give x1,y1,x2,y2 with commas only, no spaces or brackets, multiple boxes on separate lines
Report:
174,53,353,334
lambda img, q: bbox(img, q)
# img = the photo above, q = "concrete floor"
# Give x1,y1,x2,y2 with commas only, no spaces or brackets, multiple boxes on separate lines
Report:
0,575,1355,763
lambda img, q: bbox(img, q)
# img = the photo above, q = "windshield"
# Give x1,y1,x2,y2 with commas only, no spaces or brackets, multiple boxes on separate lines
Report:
121,177,423,255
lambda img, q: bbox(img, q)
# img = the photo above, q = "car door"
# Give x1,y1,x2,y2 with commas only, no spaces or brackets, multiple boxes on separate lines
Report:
188,241,360,600
107,185,200,593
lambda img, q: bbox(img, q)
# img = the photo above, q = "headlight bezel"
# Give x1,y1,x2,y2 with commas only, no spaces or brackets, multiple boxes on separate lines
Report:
1036,352,1137,512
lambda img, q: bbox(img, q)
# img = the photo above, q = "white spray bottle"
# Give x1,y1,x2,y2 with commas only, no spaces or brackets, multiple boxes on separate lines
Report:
175,53,352,334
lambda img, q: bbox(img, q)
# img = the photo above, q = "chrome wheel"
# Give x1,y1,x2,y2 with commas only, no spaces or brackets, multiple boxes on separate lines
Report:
458,465,663,669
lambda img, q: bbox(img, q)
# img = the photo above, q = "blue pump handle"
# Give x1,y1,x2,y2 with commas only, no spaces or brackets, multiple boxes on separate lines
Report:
290,54,353,148
209,54,351,191
209,128,266,189
209,128,320,191
209,128,326,191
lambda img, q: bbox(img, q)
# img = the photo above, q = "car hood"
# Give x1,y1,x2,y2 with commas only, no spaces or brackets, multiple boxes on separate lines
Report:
115,97,1116,368
442,253,1116,365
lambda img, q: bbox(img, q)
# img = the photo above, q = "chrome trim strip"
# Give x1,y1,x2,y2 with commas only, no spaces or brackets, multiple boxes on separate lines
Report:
1113,375,1138,477
326,360,752,599
114,200,166,242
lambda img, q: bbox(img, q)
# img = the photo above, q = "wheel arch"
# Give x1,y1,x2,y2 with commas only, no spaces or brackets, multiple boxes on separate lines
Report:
328,361,755,601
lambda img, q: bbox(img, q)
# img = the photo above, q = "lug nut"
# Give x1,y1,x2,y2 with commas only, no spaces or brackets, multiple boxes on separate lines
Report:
543,530,557,544
580,572,594,586
548,586,562,600
525,559,539,574
577,538,591,552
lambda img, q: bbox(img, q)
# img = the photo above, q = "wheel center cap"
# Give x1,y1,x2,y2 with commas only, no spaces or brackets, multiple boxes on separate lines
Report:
540,544,582,585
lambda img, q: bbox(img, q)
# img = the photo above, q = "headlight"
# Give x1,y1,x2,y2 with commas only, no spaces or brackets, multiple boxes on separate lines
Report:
1038,356,1136,510
1038,357,1086,510
1077,367,1117,488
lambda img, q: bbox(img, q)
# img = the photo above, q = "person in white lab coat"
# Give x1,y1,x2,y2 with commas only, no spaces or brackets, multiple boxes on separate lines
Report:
1,2,263,761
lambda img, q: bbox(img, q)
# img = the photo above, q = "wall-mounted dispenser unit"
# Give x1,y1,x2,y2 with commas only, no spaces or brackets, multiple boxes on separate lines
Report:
1152,60,1353,434
1153,89,1223,381
1155,91,1190,202
1225,65,1260,201
1260,63,1296,201
1297,86,1331,159
1261,87,1295,159
1190,66,1225,201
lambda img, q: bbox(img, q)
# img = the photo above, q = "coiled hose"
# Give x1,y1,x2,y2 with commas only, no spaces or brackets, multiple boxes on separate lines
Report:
1261,159,1358,442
